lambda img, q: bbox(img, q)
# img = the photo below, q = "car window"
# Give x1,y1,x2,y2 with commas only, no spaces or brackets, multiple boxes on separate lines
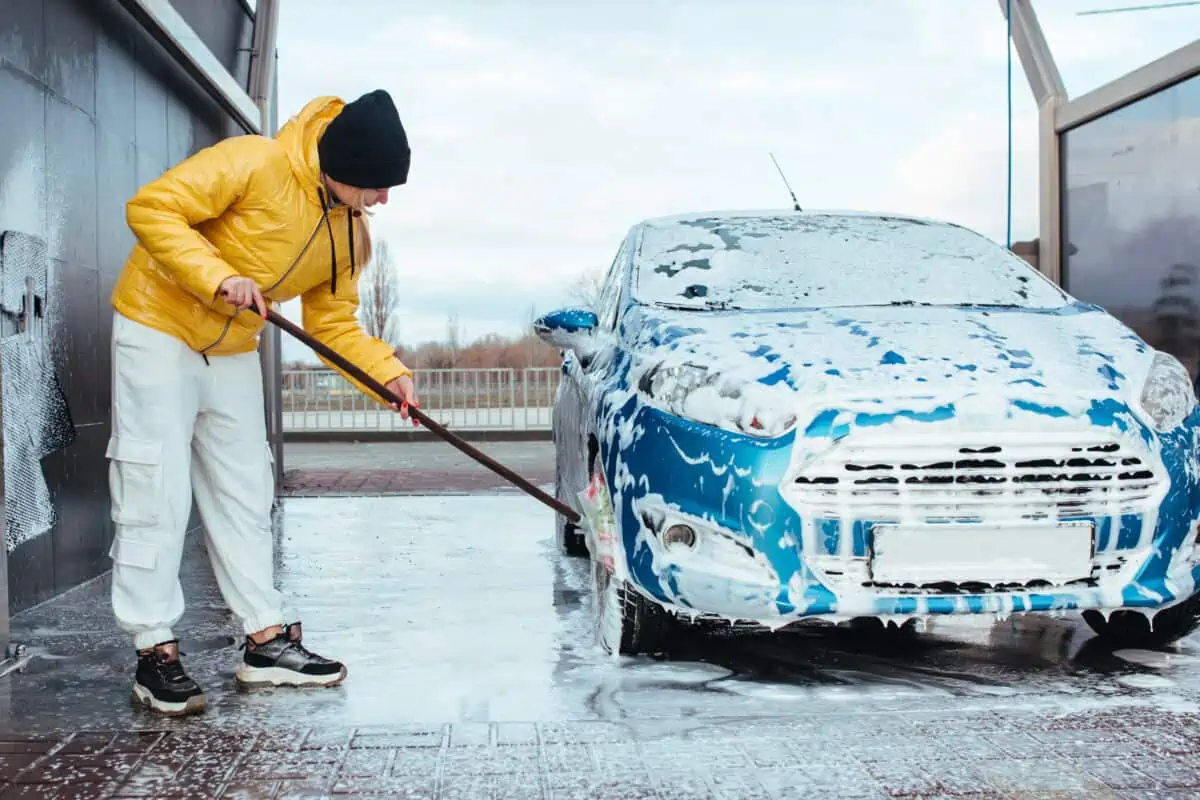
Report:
633,213,1070,310
596,239,628,331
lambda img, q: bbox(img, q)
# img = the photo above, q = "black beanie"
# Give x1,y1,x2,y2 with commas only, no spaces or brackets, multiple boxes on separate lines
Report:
318,89,410,189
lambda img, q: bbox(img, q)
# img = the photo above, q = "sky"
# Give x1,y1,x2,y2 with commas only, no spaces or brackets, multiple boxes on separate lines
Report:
271,0,1200,363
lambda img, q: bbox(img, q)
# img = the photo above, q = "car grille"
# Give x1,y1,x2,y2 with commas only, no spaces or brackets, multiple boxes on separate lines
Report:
786,436,1165,523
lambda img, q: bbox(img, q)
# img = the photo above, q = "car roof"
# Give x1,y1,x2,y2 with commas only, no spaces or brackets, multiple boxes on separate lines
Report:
634,208,960,230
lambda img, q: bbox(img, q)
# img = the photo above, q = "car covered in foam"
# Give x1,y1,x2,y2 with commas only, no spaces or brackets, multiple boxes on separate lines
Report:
534,209,1200,656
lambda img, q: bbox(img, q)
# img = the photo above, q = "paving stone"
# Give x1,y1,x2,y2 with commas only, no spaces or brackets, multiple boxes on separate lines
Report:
448,724,492,748
1084,758,1163,791
238,749,341,781
337,749,391,778
350,729,444,750
0,744,55,761
545,773,658,799
274,779,337,800
1127,756,1200,788
220,781,281,800
495,723,539,746
386,747,441,778
541,744,592,773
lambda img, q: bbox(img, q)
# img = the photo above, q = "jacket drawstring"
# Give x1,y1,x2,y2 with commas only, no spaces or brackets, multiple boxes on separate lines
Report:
318,185,357,294
318,187,337,295
347,211,356,278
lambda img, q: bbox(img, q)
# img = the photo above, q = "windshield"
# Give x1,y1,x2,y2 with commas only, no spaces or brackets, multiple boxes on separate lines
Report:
633,213,1069,310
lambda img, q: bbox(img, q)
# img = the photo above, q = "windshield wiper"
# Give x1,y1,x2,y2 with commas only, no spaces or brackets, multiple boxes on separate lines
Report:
654,300,741,311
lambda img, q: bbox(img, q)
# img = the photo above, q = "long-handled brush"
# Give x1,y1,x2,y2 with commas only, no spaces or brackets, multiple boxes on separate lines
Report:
249,303,581,523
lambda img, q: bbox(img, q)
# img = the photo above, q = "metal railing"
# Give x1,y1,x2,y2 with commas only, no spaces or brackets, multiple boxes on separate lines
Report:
281,367,561,432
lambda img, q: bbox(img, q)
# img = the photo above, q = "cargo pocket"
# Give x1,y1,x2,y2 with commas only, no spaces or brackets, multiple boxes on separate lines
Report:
106,435,163,527
108,535,158,571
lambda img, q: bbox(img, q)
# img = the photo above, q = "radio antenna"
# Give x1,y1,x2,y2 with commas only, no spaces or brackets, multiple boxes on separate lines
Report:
769,152,802,211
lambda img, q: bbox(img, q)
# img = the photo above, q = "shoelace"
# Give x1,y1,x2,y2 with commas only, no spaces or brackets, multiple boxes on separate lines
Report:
153,652,190,684
239,634,323,662
287,639,321,661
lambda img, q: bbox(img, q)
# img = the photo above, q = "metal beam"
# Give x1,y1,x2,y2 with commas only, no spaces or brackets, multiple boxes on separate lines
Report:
997,0,1067,105
249,0,284,491
1036,97,1063,286
116,0,262,133
1057,38,1200,132
999,0,1068,284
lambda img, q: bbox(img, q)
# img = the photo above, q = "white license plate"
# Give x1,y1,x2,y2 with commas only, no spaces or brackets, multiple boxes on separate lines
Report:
869,523,1094,585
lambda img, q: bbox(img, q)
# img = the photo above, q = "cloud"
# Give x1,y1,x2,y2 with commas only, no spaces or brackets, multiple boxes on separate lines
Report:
272,0,1193,363
889,103,1041,244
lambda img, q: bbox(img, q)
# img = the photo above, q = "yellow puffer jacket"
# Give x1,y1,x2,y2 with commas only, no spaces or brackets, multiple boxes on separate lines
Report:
111,95,410,402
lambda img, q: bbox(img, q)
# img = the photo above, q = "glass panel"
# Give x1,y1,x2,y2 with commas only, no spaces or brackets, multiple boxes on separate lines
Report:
1061,72,1200,380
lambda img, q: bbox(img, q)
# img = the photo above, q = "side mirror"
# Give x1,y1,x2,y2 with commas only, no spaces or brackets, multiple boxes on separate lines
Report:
534,307,601,355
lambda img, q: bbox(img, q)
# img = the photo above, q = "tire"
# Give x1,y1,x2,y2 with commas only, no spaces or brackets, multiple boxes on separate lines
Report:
558,516,589,558
554,452,589,558
1082,591,1200,649
843,616,921,652
593,560,678,656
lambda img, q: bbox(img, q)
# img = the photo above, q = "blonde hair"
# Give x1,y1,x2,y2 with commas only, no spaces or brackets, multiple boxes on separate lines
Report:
323,176,374,267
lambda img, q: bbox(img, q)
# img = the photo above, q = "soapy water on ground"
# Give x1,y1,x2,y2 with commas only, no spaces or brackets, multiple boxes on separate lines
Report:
3,493,1200,797
3,493,1199,733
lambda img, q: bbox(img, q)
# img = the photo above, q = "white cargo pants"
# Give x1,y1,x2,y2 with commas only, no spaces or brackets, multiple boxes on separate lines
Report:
107,311,288,650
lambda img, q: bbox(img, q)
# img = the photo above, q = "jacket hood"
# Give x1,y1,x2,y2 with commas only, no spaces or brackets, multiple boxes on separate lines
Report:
274,95,346,195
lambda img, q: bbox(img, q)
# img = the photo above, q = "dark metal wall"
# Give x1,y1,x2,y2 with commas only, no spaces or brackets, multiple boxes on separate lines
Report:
170,0,255,86
0,0,254,612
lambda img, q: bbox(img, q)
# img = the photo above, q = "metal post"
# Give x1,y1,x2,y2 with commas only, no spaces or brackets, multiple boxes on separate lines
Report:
997,0,1068,284
1037,96,1063,285
248,0,283,489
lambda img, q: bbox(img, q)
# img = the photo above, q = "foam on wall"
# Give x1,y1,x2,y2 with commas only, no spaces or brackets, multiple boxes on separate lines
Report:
0,231,76,552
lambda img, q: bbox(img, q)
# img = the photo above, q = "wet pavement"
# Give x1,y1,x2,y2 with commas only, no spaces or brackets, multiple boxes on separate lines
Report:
3,488,1200,798
280,442,555,496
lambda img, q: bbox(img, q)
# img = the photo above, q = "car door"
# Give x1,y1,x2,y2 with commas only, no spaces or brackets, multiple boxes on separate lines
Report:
557,237,630,504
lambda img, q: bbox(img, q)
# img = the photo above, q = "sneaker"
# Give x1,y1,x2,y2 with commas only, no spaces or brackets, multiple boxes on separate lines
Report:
132,641,207,717
234,622,347,688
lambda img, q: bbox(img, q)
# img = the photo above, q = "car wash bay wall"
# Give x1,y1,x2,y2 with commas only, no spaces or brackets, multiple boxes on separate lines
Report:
0,0,255,613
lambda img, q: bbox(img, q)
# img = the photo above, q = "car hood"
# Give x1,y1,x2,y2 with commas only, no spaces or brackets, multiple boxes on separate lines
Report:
626,302,1160,434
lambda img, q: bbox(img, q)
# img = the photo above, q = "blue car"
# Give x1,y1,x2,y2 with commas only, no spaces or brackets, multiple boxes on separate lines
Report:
535,210,1200,656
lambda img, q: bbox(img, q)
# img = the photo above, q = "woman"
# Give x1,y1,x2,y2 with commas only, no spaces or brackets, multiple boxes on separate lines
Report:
107,89,417,716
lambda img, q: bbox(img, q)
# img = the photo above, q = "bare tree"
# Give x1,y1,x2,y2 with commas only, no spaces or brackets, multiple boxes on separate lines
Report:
358,239,401,345
524,303,540,366
569,267,605,309
445,311,462,367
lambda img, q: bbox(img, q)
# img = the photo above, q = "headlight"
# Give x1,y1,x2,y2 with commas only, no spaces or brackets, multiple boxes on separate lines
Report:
637,361,797,437
1140,351,1198,432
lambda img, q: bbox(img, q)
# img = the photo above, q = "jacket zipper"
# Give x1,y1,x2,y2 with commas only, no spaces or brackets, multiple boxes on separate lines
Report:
198,209,330,363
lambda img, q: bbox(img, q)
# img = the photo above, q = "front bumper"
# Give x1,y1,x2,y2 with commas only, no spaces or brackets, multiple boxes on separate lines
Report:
603,401,1200,626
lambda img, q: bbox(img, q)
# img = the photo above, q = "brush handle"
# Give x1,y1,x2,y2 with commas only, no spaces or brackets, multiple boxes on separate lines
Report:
248,302,581,523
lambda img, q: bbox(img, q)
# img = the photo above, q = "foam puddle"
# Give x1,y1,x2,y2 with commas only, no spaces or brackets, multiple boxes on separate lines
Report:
1113,648,1198,669
618,662,733,684
1116,673,1177,690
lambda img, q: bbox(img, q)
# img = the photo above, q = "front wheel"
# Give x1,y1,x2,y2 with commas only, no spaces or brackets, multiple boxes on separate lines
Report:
1082,591,1200,649
557,516,588,558
554,454,588,558
593,561,678,656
